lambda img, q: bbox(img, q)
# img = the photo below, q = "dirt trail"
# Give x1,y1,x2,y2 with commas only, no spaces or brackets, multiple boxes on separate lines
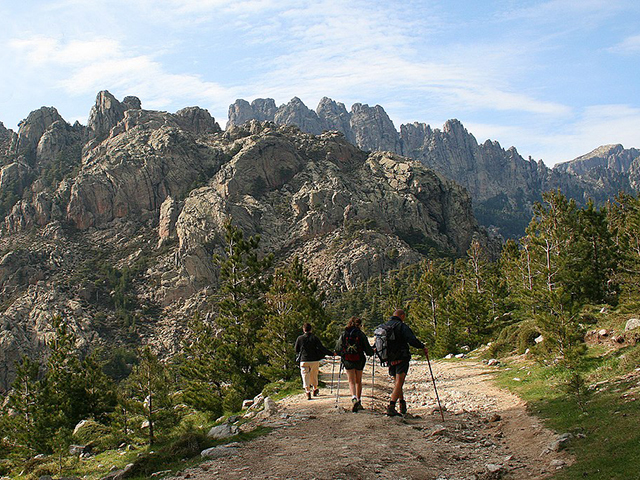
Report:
169,358,571,480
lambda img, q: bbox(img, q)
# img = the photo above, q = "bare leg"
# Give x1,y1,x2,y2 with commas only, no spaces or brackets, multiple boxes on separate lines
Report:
346,368,357,397
355,370,364,399
390,372,406,402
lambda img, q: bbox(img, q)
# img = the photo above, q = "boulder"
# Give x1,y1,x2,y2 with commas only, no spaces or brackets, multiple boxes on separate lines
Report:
207,423,239,439
625,318,640,332
549,433,574,452
263,396,277,414
201,444,239,459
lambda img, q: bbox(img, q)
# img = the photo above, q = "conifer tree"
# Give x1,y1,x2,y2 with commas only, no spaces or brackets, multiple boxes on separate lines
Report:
259,257,327,381
210,221,273,409
123,347,176,444
3,356,44,452
180,314,224,418
411,259,450,347
607,192,640,304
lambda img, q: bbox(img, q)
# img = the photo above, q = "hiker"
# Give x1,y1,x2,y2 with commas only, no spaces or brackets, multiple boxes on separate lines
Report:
379,308,429,416
294,322,333,400
335,316,374,412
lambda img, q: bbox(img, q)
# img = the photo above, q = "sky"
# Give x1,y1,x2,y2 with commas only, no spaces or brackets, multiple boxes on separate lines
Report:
1,0,639,167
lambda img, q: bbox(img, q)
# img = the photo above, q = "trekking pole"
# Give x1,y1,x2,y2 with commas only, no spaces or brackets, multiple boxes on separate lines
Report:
370,354,376,408
330,355,336,393
426,349,445,422
335,362,343,405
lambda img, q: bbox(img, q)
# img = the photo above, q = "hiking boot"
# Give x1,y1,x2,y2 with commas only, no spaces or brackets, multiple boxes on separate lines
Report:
386,404,400,417
307,391,312,400
355,400,364,412
313,388,319,397
399,399,407,415
351,397,359,412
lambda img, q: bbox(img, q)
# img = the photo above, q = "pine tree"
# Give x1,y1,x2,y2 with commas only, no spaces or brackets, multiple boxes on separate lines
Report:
607,192,640,304
410,259,450,347
259,257,327,381
3,356,44,452
180,314,224,418
210,221,273,410
123,347,176,444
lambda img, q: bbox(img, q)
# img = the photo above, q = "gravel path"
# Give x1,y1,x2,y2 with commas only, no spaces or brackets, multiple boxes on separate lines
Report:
167,358,572,480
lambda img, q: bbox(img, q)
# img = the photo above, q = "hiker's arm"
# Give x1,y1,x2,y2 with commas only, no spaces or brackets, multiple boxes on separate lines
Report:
403,324,425,350
334,334,343,356
316,336,332,357
294,337,302,354
361,331,374,356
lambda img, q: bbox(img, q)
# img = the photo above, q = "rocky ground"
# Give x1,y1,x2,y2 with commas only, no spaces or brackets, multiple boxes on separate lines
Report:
166,358,572,480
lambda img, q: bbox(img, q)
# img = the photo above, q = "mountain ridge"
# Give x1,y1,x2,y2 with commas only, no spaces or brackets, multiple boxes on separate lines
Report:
0,91,485,391
228,96,640,237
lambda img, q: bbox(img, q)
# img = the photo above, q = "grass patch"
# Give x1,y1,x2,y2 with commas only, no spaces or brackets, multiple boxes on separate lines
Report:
496,350,640,480
261,378,303,401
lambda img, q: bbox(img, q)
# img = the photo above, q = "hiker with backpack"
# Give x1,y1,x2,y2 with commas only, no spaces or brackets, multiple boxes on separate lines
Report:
295,322,333,400
335,316,374,412
374,308,429,417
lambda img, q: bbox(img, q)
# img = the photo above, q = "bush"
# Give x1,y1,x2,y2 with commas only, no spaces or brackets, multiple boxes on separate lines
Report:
223,388,244,413
487,320,539,358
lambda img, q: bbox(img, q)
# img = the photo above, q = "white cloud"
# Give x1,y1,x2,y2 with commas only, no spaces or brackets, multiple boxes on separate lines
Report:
235,4,569,119
9,36,235,118
609,34,640,54
11,37,123,66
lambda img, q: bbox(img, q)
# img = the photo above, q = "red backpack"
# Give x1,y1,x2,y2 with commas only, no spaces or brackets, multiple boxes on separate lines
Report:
341,327,363,362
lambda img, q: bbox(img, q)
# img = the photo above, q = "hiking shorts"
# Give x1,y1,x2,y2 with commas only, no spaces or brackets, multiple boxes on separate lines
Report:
342,357,366,371
388,359,410,376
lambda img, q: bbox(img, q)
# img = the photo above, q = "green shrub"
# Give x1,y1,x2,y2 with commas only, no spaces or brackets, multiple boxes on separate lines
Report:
487,320,539,358
222,388,244,413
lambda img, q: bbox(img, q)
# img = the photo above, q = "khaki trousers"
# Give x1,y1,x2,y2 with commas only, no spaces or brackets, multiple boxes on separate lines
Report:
299,361,320,392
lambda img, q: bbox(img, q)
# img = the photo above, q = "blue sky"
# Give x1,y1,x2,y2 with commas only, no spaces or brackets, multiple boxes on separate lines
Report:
1,0,639,166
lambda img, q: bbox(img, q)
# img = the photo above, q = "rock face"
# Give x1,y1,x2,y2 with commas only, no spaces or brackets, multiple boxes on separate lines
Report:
12,107,66,157
555,144,640,191
0,92,484,392
228,97,640,238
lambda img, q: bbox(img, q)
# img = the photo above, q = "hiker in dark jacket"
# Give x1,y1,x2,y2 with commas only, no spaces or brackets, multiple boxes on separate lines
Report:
381,308,429,416
294,323,332,400
335,316,374,412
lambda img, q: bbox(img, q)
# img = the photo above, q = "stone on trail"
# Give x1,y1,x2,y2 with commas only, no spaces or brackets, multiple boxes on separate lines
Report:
548,433,573,452
201,444,239,459
550,459,567,469
263,396,277,414
487,359,500,366
207,423,239,439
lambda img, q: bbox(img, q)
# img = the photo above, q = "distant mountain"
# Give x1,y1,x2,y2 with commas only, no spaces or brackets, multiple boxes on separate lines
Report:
555,144,640,191
0,91,486,391
228,97,638,237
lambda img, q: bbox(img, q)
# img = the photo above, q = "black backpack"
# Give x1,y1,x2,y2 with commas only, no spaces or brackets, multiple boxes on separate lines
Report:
374,321,400,366
341,327,363,362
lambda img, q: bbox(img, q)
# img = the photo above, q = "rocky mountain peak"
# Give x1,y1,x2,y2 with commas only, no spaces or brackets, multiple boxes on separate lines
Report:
86,90,143,142
175,107,222,134
554,144,640,176
13,106,66,158
0,122,16,157
273,97,324,135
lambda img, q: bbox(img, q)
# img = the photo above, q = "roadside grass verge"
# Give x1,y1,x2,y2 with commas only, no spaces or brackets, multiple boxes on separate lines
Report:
496,345,640,480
